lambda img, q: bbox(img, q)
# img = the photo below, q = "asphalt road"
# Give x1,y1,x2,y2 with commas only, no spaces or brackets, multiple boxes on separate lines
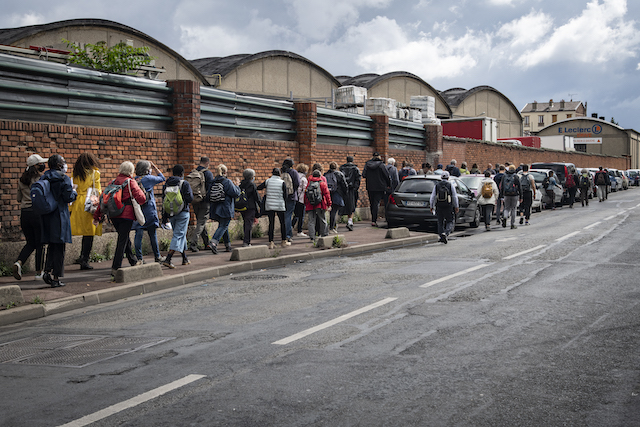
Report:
1,190,640,426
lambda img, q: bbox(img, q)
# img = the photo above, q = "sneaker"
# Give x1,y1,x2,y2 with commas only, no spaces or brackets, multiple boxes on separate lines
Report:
511,224,517,229
189,246,199,253
330,228,338,234
281,241,289,248
268,241,276,249
42,271,53,285
182,258,191,265
110,275,116,283
441,234,448,244
242,243,251,247
485,225,490,231
519,217,524,225
50,279,65,288
297,232,309,238
525,221,529,225
162,260,176,269
346,223,353,231
80,262,94,270
12,261,22,280
225,246,232,252
371,222,378,227
34,272,44,281
135,260,144,266
155,256,166,263
501,217,507,228
210,244,218,255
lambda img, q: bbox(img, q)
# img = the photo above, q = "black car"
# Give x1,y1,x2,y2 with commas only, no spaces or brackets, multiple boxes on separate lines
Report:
386,175,480,229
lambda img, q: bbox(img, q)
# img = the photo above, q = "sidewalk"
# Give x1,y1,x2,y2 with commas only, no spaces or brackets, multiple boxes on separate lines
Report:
0,222,437,326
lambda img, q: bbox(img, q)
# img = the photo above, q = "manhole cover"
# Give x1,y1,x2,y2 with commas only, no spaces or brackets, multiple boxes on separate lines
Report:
0,335,173,368
230,274,289,281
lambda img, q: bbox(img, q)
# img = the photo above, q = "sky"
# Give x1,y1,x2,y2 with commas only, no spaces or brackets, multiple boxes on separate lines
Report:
2,0,640,130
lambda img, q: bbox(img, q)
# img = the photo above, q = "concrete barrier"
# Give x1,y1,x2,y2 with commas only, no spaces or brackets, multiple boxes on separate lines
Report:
230,245,270,261
385,227,411,239
0,285,24,306
315,234,346,249
114,263,163,283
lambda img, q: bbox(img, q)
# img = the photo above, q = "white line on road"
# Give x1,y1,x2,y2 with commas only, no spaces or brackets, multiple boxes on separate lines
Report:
584,221,601,230
556,231,581,242
604,215,615,220
272,297,398,345
58,374,206,427
502,245,545,260
420,264,491,288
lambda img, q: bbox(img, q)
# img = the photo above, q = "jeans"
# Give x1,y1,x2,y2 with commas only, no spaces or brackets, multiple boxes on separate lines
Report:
169,210,190,253
111,217,136,271
189,201,210,249
495,197,504,220
17,208,44,272
134,225,161,260
284,199,295,239
211,215,231,247
307,208,327,239
481,204,494,226
267,211,286,242
368,190,385,223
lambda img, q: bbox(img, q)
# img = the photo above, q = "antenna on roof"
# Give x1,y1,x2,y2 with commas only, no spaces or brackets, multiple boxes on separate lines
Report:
568,93,577,101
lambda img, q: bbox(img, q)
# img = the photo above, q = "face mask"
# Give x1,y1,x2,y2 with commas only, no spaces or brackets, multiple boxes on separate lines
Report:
62,164,68,173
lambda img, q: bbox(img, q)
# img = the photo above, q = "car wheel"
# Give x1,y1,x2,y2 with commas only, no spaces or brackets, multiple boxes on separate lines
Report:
469,206,480,228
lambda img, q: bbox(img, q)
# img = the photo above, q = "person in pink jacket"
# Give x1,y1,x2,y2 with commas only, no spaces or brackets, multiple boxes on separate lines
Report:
304,169,331,242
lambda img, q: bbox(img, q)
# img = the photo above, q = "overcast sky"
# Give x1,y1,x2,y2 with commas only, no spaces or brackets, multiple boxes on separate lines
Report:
2,0,640,130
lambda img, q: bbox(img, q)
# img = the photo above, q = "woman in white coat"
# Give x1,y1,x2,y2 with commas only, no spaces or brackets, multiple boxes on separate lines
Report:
257,168,289,249
477,171,500,231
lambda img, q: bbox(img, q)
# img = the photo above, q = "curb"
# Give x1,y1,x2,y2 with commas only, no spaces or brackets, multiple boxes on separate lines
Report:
0,233,437,326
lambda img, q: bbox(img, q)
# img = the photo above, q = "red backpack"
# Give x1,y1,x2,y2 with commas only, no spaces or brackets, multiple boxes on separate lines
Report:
566,174,576,188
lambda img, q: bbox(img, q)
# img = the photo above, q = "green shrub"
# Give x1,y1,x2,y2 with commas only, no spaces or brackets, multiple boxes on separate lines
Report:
0,262,11,277
159,238,171,252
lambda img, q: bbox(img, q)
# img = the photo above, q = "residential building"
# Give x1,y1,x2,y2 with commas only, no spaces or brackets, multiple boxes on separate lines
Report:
521,99,586,134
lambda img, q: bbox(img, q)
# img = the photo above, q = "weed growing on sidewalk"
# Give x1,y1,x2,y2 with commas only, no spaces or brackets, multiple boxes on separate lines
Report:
160,238,171,252
0,262,11,277
332,236,347,248
31,296,45,305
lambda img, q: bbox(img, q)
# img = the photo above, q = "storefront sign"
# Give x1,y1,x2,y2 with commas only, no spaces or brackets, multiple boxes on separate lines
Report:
574,137,602,144
558,124,603,135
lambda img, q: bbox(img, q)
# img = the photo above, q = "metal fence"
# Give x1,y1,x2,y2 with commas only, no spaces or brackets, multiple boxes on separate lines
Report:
388,118,426,150
317,107,373,146
200,87,296,141
0,53,172,131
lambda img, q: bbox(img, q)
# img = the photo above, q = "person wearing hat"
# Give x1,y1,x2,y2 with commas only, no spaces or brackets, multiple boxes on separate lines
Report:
362,152,390,227
429,171,459,244
41,154,78,287
12,154,48,281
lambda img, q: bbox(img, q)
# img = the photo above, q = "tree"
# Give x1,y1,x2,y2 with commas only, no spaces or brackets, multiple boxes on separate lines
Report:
62,39,154,75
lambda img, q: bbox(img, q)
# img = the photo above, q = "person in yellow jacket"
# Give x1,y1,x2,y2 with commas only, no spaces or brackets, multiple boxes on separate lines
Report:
70,153,102,270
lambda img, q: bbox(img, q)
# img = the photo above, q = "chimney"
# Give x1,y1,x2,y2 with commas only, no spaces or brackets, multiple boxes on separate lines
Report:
549,99,553,107
532,101,537,111
592,113,598,118
560,99,565,109
599,116,605,121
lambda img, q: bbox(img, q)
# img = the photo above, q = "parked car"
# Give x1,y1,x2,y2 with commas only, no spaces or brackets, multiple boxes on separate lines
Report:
529,169,563,208
518,171,542,212
608,170,621,192
531,162,575,204
627,169,640,186
611,169,628,190
386,175,480,230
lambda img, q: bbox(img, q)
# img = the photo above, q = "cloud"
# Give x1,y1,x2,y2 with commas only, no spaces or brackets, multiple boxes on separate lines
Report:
497,10,553,48
3,12,46,27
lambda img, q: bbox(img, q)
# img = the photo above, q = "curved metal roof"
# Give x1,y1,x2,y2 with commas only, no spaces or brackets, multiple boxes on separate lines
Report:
440,85,521,117
0,18,209,84
537,116,625,133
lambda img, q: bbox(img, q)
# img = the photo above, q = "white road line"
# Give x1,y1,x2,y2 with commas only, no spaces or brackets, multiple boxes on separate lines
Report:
604,215,615,220
58,374,206,427
584,221,601,230
420,264,490,288
502,245,545,260
556,231,581,242
272,298,398,345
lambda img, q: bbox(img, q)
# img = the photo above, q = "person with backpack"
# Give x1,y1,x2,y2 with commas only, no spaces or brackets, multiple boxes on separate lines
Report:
324,162,348,234
362,152,390,227
132,160,166,264
446,159,461,177
186,156,214,252
339,156,361,231
579,169,591,207
257,168,289,248
12,154,48,281
281,158,300,243
477,170,499,231
238,168,260,247
292,163,309,238
36,155,77,287
493,164,506,224
208,164,241,255
518,164,536,226
500,165,522,229
305,169,332,242
429,171,458,243
566,166,579,208
70,153,102,271
159,164,194,267
594,166,608,202
93,161,147,280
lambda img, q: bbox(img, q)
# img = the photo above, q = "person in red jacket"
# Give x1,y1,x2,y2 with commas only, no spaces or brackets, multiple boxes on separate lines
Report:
304,169,331,241
93,161,148,281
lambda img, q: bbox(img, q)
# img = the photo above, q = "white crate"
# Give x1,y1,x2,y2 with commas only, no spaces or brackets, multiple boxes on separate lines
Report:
335,85,367,106
410,95,436,119
409,109,423,123
365,97,397,117
337,106,366,115
422,117,442,125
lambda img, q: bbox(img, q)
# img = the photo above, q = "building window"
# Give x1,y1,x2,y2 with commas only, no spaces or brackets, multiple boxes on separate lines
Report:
567,114,572,118
575,144,587,152
538,115,544,126
524,116,530,126
552,114,557,123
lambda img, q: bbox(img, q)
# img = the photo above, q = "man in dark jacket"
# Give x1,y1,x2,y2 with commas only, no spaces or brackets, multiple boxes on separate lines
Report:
385,157,400,212
281,158,300,242
362,152,391,227
188,156,214,252
339,156,361,231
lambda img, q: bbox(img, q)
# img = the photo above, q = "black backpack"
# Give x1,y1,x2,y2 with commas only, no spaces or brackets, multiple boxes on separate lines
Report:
306,181,323,205
502,173,518,196
519,173,531,193
325,171,338,192
436,181,452,205
542,176,550,189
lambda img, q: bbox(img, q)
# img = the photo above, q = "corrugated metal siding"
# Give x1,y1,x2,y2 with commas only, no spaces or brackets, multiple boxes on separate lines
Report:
317,107,373,146
388,118,426,150
200,87,295,140
0,53,172,131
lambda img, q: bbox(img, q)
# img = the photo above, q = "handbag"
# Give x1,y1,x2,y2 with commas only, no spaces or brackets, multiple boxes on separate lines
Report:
84,170,100,214
128,180,146,225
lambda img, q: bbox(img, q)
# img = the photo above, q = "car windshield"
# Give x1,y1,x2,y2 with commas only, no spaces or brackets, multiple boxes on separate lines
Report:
629,171,639,177
529,171,548,184
459,176,483,189
397,179,436,194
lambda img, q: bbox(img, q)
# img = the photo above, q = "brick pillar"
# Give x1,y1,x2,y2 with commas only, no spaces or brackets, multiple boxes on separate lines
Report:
168,80,201,169
294,101,317,166
425,123,443,166
370,114,389,159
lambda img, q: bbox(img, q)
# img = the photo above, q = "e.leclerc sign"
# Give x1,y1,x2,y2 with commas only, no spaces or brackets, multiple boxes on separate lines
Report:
558,124,603,135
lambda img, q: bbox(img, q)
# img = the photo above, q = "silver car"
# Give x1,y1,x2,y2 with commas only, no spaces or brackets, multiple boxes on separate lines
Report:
529,169,563,208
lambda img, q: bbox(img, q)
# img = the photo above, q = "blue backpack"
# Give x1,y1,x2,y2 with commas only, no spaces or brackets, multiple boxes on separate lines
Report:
30,178,58,215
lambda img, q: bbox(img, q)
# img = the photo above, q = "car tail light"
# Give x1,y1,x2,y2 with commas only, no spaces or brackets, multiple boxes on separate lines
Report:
389,194,398,206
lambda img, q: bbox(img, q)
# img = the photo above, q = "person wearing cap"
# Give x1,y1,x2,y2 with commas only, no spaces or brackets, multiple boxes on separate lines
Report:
41,155,78,288
434,164,444,175
429,171,459,244
362,152,390,227
339,156,361,231
12,154,48,281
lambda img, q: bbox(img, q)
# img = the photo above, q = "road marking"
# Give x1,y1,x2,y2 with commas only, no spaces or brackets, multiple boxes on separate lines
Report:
420,264,490,288
496,237,518,242
502,245,545,260
584,221,601,230
556,231,581,242
272,298,397,345
603,215,615,220
58,374,206,427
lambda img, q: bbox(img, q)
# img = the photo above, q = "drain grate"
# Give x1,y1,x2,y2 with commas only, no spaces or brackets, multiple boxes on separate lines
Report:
230,274,288,281
0,334,173,368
